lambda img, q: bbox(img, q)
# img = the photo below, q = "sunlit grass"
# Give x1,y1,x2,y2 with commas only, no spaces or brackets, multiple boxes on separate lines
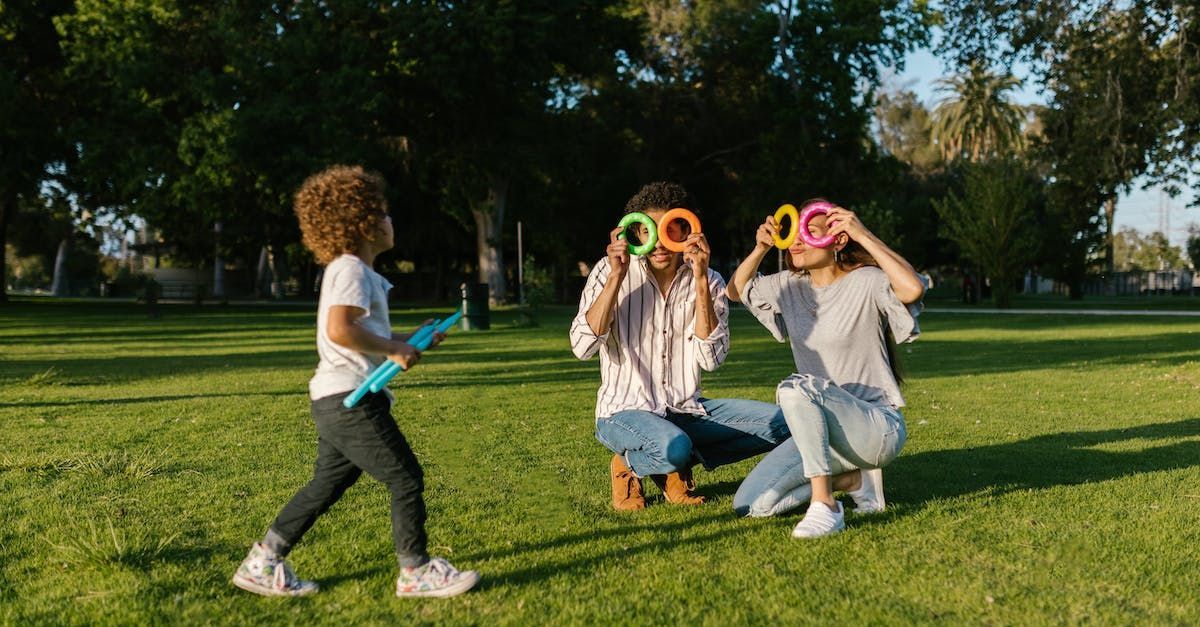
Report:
1,300,1198,624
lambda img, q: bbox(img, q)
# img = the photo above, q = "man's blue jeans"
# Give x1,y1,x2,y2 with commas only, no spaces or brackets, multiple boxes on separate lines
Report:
595,398,789,476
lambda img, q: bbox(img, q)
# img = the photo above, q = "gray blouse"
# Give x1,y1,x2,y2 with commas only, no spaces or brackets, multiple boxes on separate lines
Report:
740,266,920,408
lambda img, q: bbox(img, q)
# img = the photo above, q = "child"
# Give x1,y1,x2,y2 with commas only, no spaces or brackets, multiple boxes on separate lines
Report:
232,165,478,597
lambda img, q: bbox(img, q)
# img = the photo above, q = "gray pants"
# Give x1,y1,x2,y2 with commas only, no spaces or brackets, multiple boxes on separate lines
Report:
734,374,906,517
267,391,428,567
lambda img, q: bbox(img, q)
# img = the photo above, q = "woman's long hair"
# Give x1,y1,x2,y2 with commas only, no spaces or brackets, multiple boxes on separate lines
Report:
783,198,903,384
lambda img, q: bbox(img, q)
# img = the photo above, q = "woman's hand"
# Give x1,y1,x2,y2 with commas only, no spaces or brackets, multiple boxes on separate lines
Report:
824,206,871,242
755,215,779,252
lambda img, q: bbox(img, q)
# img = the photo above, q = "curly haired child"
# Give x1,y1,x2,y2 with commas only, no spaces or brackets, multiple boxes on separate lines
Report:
231,165,479,598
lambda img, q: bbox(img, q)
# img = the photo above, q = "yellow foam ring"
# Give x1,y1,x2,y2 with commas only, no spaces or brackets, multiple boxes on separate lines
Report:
773,204,799,249
657,208,701,252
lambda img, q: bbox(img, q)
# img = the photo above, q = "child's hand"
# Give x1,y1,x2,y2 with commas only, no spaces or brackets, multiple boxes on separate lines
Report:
427,331,446,348
388,342,422,370
756,215,779,251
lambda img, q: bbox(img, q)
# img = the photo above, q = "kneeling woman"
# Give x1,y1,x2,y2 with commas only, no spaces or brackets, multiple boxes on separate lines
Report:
727,201,925,538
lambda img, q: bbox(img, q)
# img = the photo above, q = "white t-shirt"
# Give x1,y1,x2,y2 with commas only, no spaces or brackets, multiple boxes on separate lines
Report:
309,254,394,401
740,266,920,408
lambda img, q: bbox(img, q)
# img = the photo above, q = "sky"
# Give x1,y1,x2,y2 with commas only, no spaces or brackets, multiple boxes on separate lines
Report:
892,48,1197,248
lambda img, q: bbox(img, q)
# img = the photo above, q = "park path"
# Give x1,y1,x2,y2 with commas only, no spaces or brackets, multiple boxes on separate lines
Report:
925,307,1200,317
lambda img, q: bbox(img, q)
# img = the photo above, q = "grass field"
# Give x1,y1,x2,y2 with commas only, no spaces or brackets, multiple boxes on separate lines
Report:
1,299,1199,625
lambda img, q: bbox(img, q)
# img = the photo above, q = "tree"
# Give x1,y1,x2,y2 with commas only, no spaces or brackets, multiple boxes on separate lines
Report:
931,64,1026,163
934,159,1042,308
1114,228,1185,271
876,88,943,174
936,1,1182,289
0,1,72,303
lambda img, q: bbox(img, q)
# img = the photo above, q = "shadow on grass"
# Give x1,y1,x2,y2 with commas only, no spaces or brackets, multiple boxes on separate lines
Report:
477,511,761,592
460,510,735,564
0,350,314,384
892,417,1200,509
0,390,296,409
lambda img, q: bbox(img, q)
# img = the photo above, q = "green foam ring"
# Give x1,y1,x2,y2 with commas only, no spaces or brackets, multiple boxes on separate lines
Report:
617,212,659,256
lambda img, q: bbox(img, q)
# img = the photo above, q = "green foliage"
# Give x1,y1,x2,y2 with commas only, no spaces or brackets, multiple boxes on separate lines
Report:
931,63,1026,162
1113,227,1187,271
5,245,49,291
876,88,944,174
934,159,1042,307
518,255,555,327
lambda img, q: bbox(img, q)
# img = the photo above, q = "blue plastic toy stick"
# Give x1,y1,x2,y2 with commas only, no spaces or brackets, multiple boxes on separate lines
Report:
364,309,463,393
368,320,441,393
343,320,435,409
343,311,464,408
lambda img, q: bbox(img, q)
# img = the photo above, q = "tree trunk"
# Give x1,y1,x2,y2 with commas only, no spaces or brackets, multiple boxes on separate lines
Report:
1103,196,1116,292
255,246,269,299
471,174,509,305
0,197,9,304
266,245,283,299
212,221,226,300
972,267,983,304
51,238,69,296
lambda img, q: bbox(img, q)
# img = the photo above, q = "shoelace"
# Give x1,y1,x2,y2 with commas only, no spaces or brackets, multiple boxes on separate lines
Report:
426,559,457,585
271,559,296,590
625,475,640,497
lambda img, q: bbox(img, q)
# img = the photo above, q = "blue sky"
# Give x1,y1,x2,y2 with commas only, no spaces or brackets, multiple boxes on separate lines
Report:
893,48,1197,247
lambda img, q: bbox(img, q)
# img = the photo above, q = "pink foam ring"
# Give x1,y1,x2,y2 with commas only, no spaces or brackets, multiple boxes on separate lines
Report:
798,201,838,248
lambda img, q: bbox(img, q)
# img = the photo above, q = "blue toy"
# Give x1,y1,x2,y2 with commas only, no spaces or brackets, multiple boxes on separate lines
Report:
343,310,464,408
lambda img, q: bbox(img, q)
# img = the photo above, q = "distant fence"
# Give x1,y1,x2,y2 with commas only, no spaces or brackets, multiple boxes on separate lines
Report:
1072,270,1197,296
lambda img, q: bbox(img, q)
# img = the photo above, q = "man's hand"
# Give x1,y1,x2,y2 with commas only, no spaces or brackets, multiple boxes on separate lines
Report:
684,233,711,279
607,226,631,278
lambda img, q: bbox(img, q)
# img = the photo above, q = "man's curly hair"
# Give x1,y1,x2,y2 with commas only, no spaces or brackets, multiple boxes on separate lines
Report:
624,181,695,214
294,165,388,265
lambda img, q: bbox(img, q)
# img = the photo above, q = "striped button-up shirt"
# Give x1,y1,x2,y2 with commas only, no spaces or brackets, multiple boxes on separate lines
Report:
570,256,731,419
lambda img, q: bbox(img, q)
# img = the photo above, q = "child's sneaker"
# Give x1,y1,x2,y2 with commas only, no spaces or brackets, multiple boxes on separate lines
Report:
231,542,319,597
848,468,886,514
791,500,846,539
396,557,480,598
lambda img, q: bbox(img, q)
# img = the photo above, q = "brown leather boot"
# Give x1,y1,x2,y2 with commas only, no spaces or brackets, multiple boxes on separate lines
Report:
610,454,645,511
651,467,706,505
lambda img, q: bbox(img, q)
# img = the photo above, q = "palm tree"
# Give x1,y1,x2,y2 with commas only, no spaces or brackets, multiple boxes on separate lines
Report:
932,64,1027,162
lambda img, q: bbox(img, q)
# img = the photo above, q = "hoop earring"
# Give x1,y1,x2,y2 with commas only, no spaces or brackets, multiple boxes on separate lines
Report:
834,248,840,265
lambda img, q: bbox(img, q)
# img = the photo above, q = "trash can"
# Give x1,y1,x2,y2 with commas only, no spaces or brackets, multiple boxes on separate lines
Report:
460,282,491,330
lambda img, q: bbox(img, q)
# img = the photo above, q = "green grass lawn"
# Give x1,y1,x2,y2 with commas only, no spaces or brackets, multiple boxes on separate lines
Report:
1,299,1199,624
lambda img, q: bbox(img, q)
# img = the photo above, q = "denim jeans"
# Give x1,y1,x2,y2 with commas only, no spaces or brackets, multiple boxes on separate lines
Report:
267,390,429,568
734,374,906,517
595,397,789,476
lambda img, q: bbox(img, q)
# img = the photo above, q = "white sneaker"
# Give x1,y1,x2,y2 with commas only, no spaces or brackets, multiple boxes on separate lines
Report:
791,500,846,539
231,542,319,597
396,557,480,598
848,468,886,514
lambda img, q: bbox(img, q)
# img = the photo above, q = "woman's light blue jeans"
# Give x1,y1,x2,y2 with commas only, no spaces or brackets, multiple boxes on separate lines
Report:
734,374,906,517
